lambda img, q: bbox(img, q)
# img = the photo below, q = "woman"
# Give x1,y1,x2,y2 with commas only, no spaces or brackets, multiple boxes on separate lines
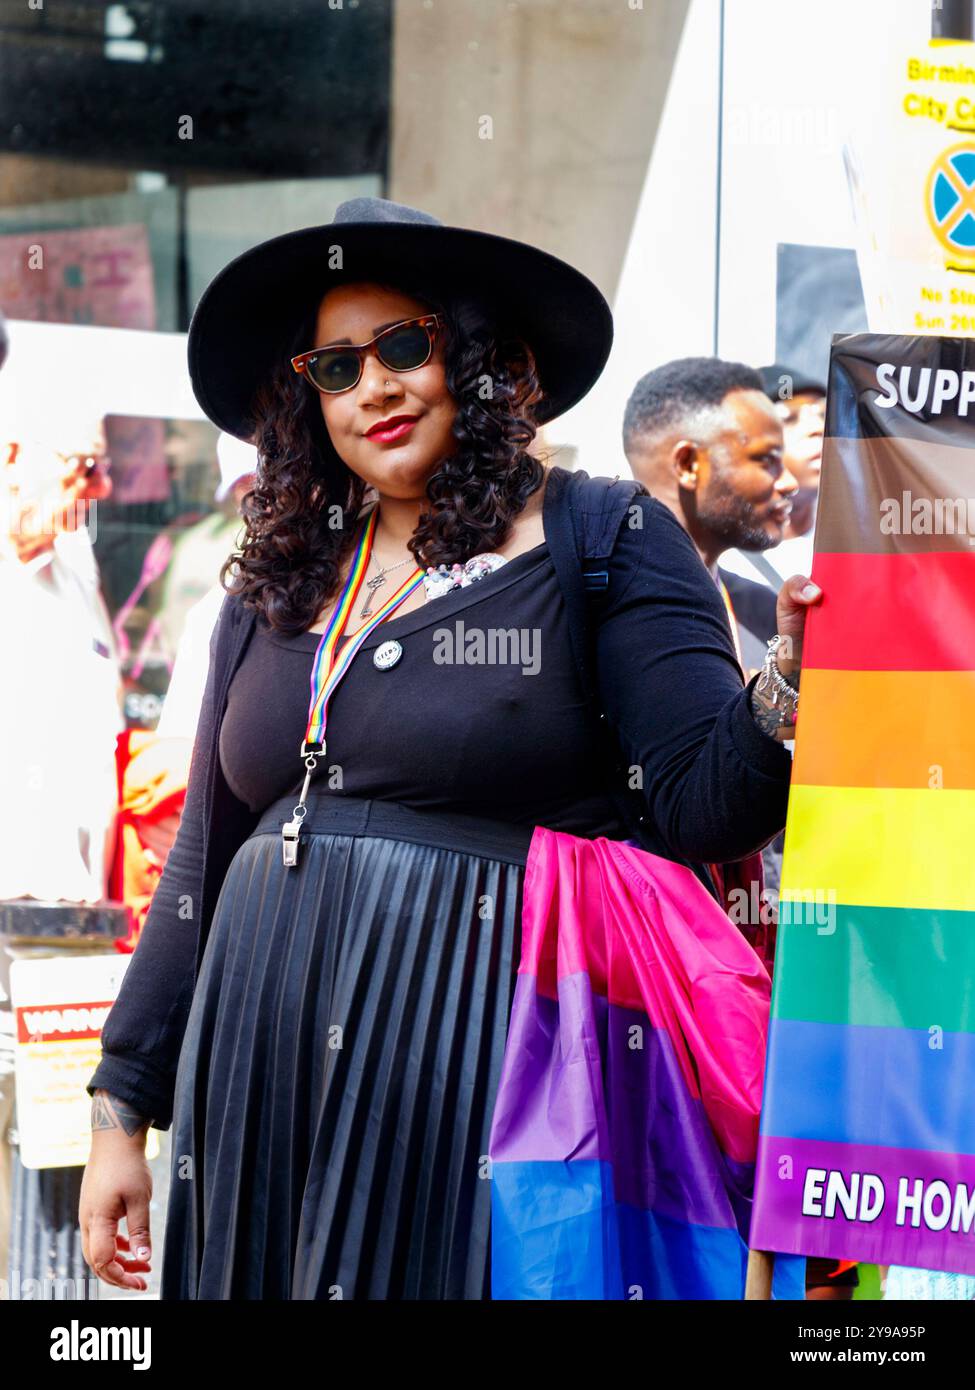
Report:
80,198,819,1300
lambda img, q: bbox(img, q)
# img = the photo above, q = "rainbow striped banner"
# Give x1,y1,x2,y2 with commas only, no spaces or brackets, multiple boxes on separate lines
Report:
752,333,975,1274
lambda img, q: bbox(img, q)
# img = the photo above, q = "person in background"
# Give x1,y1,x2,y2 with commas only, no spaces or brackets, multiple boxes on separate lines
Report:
0,320,124,1290
154,431,258,664
0,414,122,899
621,356,796,679
111,434,258,949
156,433,257,741
720,364,826,594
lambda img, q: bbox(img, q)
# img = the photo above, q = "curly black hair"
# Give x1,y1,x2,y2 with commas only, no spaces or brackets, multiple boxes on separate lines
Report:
218,277,548,634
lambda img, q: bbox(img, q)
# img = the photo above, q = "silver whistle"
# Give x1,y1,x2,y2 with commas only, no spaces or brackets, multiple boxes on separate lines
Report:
281,740,323,868
282,817,302,867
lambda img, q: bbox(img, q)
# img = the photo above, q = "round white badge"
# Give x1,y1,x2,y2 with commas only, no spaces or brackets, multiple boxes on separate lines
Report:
373,639,403,670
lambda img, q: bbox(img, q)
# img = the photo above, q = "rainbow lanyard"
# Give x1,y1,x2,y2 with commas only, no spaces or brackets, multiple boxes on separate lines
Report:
717,577,744,672
282,507,424,867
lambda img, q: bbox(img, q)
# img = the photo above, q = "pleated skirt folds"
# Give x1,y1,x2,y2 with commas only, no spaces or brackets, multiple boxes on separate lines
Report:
161,793,529,1300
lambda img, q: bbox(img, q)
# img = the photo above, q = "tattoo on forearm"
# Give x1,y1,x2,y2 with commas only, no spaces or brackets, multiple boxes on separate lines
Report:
749,685,795,742
91,1090,152,1136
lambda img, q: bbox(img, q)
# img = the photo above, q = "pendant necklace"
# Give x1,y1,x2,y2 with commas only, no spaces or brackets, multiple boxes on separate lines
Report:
360,551,415,617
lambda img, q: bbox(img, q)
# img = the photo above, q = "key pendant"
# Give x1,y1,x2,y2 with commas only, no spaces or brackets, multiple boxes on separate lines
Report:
360,574,386,618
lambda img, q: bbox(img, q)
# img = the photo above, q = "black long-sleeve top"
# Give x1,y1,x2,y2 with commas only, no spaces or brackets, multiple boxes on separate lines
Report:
88,468,792,1129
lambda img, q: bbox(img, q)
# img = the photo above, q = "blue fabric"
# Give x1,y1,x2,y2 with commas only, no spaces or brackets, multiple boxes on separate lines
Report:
491,1161,805,1300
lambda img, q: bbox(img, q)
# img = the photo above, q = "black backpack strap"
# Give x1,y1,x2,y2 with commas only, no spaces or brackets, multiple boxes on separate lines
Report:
543,465,647,713
544,465,721,901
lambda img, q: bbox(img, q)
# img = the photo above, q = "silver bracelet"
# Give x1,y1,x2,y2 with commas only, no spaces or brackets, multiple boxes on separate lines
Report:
755,635,799,728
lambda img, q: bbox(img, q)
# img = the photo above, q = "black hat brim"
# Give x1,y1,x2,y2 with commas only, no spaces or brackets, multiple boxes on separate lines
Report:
187,221,613,439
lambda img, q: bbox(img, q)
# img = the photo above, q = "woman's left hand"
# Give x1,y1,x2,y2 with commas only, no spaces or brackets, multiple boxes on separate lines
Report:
774,574,823,681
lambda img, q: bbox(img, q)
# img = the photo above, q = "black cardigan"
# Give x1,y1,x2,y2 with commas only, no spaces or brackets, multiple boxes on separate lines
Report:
88,467,792,1129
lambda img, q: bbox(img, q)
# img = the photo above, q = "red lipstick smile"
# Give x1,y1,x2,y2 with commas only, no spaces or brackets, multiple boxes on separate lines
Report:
365,414,419,443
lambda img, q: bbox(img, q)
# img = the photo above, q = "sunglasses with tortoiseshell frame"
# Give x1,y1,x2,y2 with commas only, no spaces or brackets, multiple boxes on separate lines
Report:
291,314,442,395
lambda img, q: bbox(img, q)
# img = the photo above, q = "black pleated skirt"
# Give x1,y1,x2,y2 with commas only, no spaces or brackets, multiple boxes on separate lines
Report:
160,792,532,1301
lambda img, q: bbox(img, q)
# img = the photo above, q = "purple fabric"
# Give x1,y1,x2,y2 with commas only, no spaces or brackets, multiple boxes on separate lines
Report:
491,972,753,1231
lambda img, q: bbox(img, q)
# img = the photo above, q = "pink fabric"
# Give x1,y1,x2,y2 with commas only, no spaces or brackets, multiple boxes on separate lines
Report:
519,828,772,1164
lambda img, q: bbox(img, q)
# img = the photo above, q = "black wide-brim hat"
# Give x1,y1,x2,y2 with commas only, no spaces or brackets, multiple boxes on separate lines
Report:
187,197,613,439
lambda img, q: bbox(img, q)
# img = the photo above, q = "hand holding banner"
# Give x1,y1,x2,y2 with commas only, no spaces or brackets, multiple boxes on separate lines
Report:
753,330,975,1277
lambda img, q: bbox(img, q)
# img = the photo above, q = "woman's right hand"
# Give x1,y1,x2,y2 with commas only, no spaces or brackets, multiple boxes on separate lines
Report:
79,1091,154,1291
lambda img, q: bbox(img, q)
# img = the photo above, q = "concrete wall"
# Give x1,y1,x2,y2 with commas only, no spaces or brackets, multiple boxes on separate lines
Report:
388,0,689,305
552,0,722,474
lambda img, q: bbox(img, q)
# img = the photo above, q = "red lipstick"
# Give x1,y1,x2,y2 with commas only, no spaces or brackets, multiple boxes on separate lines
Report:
365,414,419,443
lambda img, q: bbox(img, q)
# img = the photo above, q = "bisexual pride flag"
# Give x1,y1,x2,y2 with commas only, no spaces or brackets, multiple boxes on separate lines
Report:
752,333,975,1275
489,828,804,1299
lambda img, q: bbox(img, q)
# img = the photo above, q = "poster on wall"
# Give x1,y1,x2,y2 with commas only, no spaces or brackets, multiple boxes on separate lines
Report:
751,330,975,1273
0,222,156,330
